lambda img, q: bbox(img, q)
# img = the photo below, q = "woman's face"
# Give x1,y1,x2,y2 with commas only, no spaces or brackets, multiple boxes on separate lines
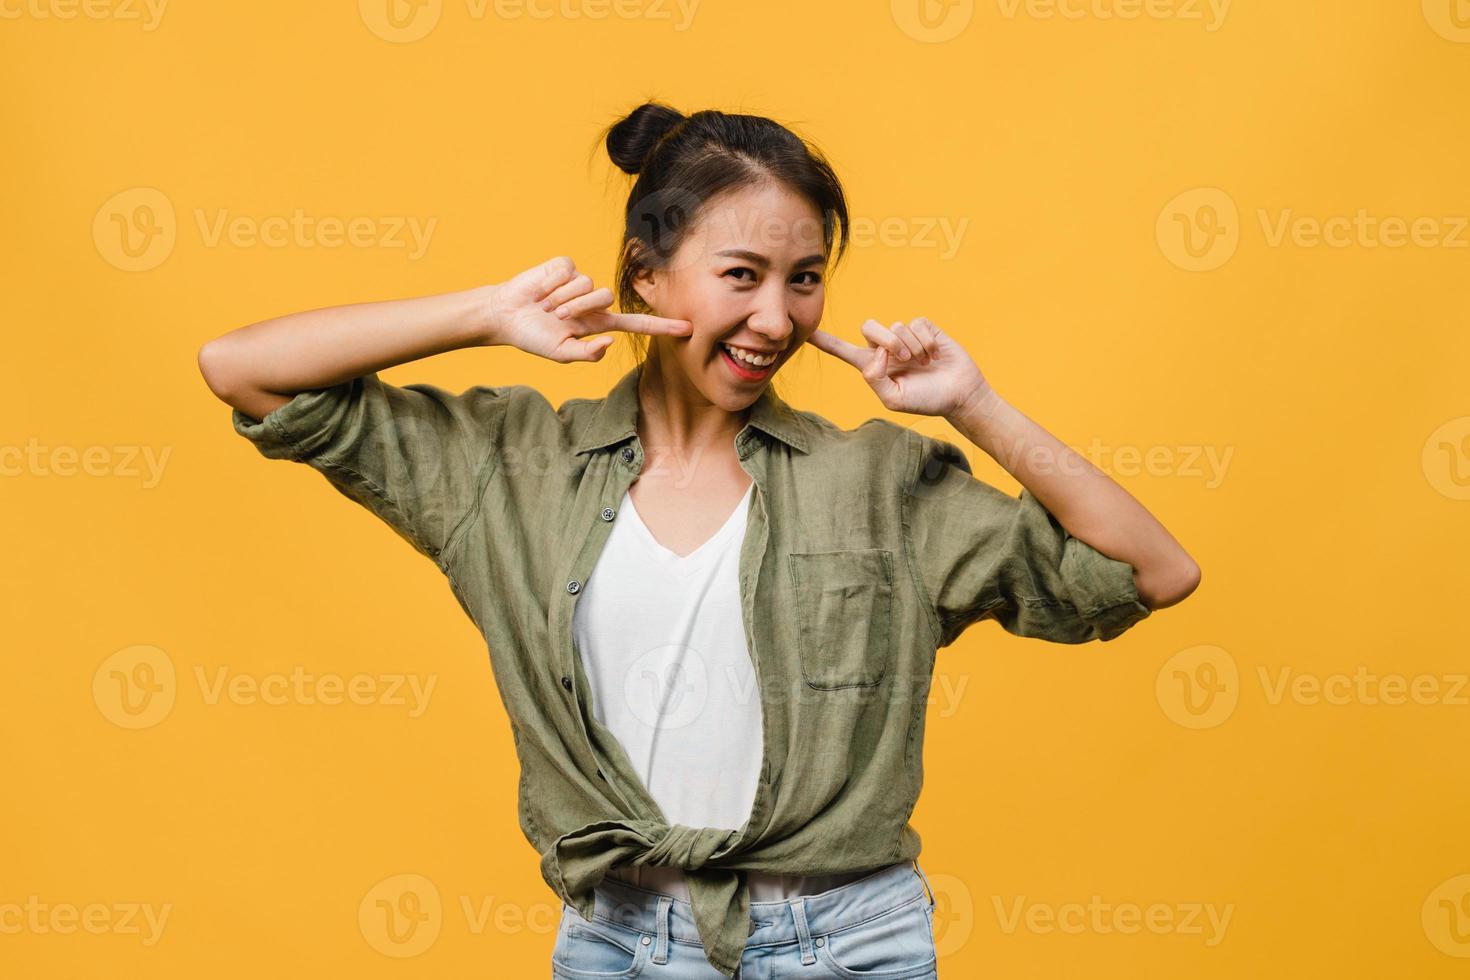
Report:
633,180,828,411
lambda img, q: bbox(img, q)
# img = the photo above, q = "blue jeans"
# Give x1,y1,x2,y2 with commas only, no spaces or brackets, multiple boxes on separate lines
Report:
550,859,940,979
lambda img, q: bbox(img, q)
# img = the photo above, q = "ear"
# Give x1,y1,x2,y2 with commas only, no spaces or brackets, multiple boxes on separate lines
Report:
630,260,660,311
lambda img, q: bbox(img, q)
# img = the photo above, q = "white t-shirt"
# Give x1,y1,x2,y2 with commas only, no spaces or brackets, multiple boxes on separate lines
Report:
571,480,883,902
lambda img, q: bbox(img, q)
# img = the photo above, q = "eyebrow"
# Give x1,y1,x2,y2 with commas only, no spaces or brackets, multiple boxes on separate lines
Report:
713,249,827,269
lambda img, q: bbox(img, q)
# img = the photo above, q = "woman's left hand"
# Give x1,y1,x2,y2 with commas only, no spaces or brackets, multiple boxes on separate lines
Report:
806,318,993,418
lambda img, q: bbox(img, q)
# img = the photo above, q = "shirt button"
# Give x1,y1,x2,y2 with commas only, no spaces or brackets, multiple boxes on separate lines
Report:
561,675,573,691
601,507,616,521
596,768,606,780
621,446,634,462
566,580,581,595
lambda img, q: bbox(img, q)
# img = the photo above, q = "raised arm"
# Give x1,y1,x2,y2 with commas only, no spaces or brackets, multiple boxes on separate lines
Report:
196,255,694,422
809,314,1199,645
944,385,1201,611
197,283,496,423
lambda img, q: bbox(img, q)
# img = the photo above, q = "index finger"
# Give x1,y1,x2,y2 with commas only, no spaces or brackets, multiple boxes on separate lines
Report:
805,328,870,369
582,309,694,336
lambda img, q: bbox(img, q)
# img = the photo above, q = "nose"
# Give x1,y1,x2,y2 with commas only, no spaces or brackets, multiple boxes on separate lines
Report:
745,287,794,345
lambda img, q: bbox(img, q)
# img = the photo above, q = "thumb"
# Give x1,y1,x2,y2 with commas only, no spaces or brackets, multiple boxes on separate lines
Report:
565,334,615,362
863,344,889,385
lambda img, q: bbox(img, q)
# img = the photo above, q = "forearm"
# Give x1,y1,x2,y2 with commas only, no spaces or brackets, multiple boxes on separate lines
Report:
945,385,1201,609
197,284,497,420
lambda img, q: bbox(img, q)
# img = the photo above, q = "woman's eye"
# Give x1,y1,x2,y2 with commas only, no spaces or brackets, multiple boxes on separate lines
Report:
722,268,822,286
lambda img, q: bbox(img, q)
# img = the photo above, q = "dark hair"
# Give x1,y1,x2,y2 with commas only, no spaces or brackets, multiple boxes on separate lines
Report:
596,101,851,365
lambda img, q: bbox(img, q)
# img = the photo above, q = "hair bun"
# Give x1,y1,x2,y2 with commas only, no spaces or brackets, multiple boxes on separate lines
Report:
605,102,687,175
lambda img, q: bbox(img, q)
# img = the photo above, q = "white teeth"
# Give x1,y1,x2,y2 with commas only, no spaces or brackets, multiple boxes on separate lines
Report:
721,343,776,368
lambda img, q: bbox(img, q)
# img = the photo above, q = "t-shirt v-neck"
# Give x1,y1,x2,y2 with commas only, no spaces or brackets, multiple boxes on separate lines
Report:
620,482,754,567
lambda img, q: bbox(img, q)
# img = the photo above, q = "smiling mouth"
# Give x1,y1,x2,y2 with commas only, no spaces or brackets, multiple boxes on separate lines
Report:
721,342,779,365
719,342,778,380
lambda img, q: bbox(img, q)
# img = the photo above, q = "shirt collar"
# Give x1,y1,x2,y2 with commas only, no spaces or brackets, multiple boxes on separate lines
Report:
573,360,810,456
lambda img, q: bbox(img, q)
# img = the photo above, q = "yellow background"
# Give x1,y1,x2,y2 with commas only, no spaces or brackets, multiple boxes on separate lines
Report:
3,0,1469,976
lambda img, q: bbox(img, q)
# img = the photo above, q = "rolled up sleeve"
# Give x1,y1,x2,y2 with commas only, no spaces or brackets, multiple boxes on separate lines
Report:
903,431,1152,648
231,374,518,568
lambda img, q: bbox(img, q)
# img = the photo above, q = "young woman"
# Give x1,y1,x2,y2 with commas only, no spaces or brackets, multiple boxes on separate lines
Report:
199,102,1200,979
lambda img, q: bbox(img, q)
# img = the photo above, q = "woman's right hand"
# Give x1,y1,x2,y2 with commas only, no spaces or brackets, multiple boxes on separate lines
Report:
484,255,692,362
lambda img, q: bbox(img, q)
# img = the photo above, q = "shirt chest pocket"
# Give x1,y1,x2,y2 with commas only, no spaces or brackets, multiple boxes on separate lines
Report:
786,548,895,690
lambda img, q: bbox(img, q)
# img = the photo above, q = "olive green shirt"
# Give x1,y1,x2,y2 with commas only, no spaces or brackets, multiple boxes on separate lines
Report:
231,360,1151,977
